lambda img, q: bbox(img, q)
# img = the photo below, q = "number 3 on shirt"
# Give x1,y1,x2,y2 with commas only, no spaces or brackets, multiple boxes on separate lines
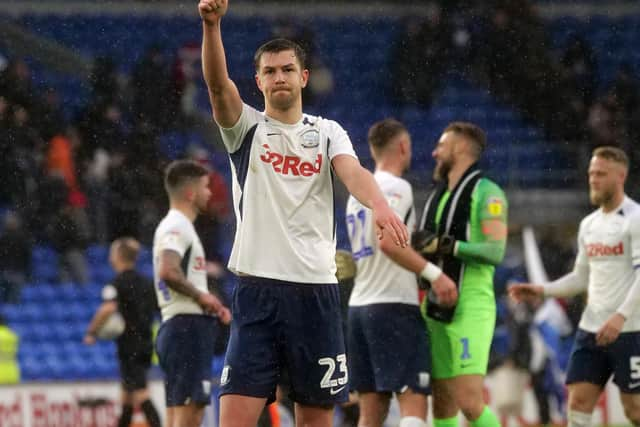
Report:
347,208,373,261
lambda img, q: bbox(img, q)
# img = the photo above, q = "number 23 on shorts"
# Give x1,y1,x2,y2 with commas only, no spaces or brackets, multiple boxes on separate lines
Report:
318,354,348,394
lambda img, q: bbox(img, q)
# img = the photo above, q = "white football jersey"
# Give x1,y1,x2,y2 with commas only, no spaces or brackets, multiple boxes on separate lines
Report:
153,209,209,321
218,104,357,284
347,171,418,306
576,196,640,332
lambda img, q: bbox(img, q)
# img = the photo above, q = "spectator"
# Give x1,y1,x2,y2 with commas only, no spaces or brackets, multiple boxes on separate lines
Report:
391,6,452,107
132,45,172,132
189,146,231,262
0,58,34,109
45,188,91,285
171,42,201,126
561,35,597,107
46,125,83,196
270,18,334,106
0,212,31,303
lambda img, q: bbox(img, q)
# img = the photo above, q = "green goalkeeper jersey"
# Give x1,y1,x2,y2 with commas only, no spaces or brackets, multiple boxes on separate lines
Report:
422,176,508,378
431,176,507,314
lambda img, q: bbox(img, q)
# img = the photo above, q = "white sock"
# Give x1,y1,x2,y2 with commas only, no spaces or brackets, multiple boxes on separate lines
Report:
399,416,427,427
568,410,593,427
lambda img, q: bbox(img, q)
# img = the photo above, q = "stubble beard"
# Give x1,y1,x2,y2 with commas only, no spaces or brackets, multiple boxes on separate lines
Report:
590,188,612,207
433,159,452,182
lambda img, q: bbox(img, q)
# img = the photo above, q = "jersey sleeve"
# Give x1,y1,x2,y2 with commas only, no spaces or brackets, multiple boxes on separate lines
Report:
156,223,192,257
101,283,117,302
629,211,640,270
455,179,508,266
217,103,263,153
574,218,589,269
325,119,358,160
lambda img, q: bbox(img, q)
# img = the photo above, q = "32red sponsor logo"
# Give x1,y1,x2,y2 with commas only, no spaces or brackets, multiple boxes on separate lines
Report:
260,144,322,176
587,242,624,257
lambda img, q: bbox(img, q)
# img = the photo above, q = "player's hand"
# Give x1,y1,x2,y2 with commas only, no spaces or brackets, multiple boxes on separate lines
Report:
508,283,544,304
595,313,625,346
431,273,458,307
83,334,96,345
372,200,408,248
197,291,224,313
335,249,356,281
218,306,232,325
411,230,438,255
198,0,228,25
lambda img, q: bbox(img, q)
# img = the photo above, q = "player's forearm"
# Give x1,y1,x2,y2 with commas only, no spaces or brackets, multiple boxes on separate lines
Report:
380,237,429,275
86,302,116,335
617,271,640,319
455,240,505,266
161,267,203,300
339,163,385,209
542,267,589,298
201,21,231,93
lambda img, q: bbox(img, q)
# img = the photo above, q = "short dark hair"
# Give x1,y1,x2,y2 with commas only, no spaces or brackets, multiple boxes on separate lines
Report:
254,38,306,71
444,121,487,158
368,119,408,155
164,160,209,195
593,145,629,169
112,237,140,264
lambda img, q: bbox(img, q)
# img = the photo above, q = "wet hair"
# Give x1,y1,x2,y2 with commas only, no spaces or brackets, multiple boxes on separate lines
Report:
164,160,209,195
593,146,629,170
444,121,487,158
254,38,306,71
368,119,408,155
112,237,140,264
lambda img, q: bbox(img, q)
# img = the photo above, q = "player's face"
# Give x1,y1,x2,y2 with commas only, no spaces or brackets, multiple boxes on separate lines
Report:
397,131,412,172
432,131,456,181
588,156,624,206
192,175,212,214
256,50,308,111
108,243,118,269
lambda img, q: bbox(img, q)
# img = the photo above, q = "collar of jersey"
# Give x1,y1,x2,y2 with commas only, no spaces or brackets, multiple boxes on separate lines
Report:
600,195,629,215
264,111,306,129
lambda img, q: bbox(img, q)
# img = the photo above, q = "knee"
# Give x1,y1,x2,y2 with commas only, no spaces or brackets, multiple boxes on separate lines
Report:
455,394,484,421
568,394,598,413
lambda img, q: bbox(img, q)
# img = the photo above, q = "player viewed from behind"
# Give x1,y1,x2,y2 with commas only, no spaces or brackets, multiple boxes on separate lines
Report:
346,119,457,427
412,122,508,427
198,1,409,427
153,160,231,427
510,146,640,427
84,237,161,427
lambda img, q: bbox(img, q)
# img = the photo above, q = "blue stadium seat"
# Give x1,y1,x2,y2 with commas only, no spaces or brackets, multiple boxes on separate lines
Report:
1,304,21,323
86,244,109,267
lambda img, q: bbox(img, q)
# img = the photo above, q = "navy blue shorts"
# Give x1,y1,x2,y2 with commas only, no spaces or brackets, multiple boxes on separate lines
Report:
566,328,640,393
220,277,348,406
348,303,431,395
156,314,218,406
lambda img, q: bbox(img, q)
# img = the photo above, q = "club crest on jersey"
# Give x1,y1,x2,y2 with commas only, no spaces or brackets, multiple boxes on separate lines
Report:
486,197,504,216
300,129,320,148
260,143,322,176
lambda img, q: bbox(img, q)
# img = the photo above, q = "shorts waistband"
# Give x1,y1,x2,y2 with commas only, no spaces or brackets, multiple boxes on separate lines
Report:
238,275,338,289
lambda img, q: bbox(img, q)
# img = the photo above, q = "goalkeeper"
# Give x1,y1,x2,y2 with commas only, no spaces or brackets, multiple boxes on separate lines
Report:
413,122,508,427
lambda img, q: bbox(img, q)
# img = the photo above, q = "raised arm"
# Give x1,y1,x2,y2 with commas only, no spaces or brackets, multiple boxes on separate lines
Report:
199,0,243,128
332,154,408,247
